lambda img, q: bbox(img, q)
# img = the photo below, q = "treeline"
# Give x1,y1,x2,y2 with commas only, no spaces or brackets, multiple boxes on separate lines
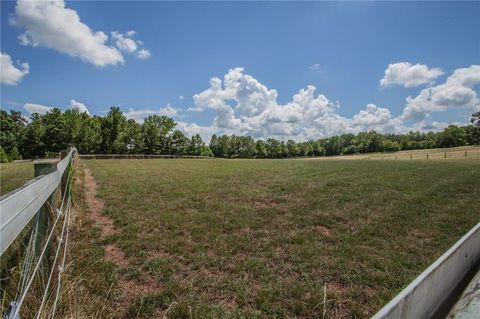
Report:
0,107,212,162
1,108,479,162
210,125,479,158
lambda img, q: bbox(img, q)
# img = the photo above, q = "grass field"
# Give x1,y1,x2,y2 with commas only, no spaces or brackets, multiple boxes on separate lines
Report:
0,161,33,196
70,158,480,318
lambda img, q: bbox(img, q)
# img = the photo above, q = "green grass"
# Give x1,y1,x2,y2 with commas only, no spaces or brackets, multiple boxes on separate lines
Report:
76,158,479,318
0,161,33,196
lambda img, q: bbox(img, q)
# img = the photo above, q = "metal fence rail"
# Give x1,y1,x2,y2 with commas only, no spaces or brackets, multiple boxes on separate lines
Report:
372,222,480,319
0,149,75,256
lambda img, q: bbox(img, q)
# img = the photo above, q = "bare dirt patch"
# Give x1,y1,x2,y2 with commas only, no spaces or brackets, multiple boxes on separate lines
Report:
315,224,333,237
82,165,159,314
83,167,116,238
105,244,130,268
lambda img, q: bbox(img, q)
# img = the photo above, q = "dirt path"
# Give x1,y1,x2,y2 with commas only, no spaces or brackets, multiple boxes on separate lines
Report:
82,166,159,315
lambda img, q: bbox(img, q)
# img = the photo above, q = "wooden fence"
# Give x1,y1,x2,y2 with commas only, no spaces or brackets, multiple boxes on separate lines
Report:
79,154,214,160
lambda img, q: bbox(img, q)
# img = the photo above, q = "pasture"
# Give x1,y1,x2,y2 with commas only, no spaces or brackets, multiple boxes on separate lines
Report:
0,161,33,196
69,158,479,318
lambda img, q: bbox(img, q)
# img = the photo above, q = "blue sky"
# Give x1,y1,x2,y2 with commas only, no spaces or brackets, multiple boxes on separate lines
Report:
1,1,479,140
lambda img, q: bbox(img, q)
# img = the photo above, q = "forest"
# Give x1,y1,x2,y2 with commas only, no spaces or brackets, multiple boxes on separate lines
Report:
1,107,479,162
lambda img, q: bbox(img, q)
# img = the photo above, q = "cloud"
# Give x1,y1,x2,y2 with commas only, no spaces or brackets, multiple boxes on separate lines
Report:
380,62,444,88
124,108,157,122
308,63,321,71
136,49,151,59
69,99,90,115
158,105,178,117
187,106,203,112
24,103,53,115
10,0,123,67
1,52,29,85
176,121,214,141
352,104,393,126
190,67,409,141
111,31,150,59
179,95,184,100
402,65,480,120
112,31,138,53
124,105,179,122
24,100,91,115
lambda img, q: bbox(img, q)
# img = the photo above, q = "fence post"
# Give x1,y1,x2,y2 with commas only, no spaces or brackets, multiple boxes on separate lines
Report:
445,152,447,158
465,150,468,157
33,159,59,262
427,153,429,159
410,154,412,160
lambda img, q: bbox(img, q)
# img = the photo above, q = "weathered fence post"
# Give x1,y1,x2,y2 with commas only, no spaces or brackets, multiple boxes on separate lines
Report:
410,154,413,160
427,153,429,159
445,152,447,158
465,150,467,157
33,159,59,261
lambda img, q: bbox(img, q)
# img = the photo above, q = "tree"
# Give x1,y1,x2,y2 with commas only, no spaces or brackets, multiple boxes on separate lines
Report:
76,115,102,154
0,110,26,160
170,130,189,155
22,113,45,158
101,107,127,154
209,134,221,157
142,115,176,154
471,111,480,127
286,140,299,157
41,108,69,154
381,140,401,152
465,125,480,145
438,125,467,148
188,134,204,156
342,145,358,155
266,138,282,158
255,140,268,158
0,147,9,163
116,120,144,154
216,135,231,158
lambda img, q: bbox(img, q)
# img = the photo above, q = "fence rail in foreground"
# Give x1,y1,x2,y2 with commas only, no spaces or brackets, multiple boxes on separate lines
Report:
0,149,76,256
79,154,214,160
372,222,480,319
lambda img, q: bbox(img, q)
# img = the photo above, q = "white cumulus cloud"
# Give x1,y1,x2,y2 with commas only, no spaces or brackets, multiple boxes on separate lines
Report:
111,31,150,59
136,49,151,59
124,105,179,122
10,0,124,67
158,105,178,117
380,62,444,88
189,67,408,141
111,31,138,53
24,103,53,115
69,99,90,115
1,52,29,85
402,65,480,120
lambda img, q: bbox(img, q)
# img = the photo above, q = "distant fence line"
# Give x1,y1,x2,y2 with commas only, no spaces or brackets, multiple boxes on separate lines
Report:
377,148,480,161
79,154,215,160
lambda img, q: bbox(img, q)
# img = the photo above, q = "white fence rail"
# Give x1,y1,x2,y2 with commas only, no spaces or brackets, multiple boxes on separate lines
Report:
0,149,75,256
372,222,480,319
